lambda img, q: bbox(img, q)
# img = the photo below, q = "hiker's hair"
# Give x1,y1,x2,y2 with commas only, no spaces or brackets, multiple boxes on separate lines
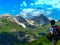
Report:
50,20,55,25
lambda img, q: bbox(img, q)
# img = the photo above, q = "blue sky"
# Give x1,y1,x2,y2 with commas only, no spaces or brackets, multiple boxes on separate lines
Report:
0,0,60,21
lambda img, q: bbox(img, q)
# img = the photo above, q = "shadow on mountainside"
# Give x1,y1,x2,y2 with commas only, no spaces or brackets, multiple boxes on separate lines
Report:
0,32,37,45
0,32,20,45
0,32,29,45
0,32,49,45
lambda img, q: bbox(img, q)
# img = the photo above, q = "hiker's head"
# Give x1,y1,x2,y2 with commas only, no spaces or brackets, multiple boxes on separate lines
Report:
50,20,55,25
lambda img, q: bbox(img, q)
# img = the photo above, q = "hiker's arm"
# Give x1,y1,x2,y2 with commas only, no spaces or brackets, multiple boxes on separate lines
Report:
49,27,54,35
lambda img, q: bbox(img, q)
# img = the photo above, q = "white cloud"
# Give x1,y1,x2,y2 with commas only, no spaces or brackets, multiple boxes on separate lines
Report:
19,8,36,18
32,11,40,16
45,0,58,5
20,1,27,7
34,2,39,5
19,8,50,18
32,9,52,16
18,8,52,18
20,4,23,6
34,0,60,8
19,8,35,18
6,13,10,14
53,4,60,8
30,3,34,6
16,12,27,18
46,11,52,15
34,0,44,5
22,8,36,13
48,17,53,20
20,8,46,17
48,17,57,21
40,10,45,14
23,1,27,7
47,8,53,10
21,8,45,16
20,12,27,18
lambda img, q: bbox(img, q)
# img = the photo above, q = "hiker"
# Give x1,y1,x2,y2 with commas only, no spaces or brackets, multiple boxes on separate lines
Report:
47,20,59,45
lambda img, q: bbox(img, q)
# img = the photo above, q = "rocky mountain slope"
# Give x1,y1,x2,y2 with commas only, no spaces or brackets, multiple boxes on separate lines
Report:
32,14,50,26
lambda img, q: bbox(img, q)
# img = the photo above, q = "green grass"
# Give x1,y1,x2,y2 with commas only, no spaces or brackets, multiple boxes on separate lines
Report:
23,37,60,45
23,37,49,45
0,19,50,45
23,22,60,45
0,18,27,33
0,18,50,36
0,18,60,45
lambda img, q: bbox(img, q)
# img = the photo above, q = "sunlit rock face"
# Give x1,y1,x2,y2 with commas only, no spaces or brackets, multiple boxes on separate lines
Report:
13,16,27,28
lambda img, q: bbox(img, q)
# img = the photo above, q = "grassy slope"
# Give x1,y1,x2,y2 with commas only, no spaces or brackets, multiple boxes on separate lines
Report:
0,19,27,33
23,22,60,45
0,18,60,45
0,19,28,45
0,18,50,36
23,37,60,45
0,19,51,45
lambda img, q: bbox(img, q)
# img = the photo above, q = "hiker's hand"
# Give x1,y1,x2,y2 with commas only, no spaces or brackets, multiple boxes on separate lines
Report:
49,32,53,35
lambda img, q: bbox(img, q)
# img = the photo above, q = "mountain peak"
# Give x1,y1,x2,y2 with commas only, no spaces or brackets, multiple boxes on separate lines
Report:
40,14,44,16
32,14,50,25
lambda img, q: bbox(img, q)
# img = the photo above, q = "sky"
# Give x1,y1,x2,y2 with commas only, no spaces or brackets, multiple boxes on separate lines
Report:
0,0,60,21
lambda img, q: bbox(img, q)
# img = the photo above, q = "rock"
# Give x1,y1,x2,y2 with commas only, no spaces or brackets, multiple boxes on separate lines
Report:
12,32,36,42
32,14,50,26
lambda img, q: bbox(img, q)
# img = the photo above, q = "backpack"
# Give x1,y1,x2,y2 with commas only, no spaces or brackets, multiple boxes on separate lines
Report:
55,25,60,33
53,25,60,39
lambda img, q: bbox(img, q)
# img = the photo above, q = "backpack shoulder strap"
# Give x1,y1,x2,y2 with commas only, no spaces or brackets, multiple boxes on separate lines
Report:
52,25,57,35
